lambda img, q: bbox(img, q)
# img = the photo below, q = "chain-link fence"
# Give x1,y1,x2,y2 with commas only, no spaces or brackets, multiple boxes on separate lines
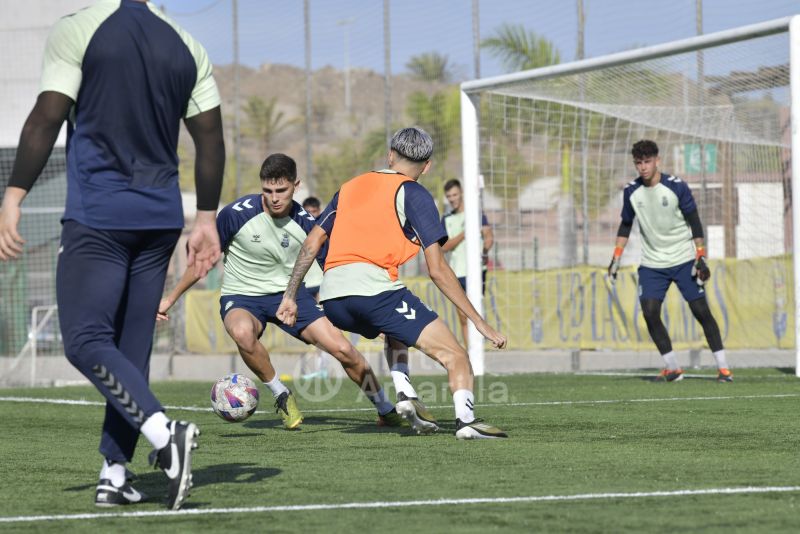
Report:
1,1,798,370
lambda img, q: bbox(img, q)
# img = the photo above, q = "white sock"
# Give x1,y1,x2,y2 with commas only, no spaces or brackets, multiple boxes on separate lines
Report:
264,375,290,398
712,350,729,369
367,388,395,416
140,411,170,450
661,351,680,370
100,459,126,487
390,369,418,399
453,389,475,424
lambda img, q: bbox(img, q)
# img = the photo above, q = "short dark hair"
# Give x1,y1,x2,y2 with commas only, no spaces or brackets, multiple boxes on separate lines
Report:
631,140,659,159
260,153,297,182
302,196,321,210
390,127,433,162
444,179,461,192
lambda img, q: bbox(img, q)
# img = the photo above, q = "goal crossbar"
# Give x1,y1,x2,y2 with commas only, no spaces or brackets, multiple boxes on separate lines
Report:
463,16,793,94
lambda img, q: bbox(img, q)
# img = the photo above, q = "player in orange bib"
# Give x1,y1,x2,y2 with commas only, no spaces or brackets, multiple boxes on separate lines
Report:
277,127,508,439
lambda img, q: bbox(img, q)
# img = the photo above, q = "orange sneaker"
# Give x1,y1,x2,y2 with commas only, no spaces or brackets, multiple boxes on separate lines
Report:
717,368,733,382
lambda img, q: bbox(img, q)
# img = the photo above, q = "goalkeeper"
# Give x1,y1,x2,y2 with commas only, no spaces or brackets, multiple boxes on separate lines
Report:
608,140,732,383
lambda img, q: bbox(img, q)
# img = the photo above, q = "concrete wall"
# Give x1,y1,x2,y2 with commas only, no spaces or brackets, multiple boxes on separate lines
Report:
0,349,793,388
0,0,87,146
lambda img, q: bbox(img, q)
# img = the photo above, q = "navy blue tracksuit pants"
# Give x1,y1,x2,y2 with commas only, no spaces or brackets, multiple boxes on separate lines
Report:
57,220,180,463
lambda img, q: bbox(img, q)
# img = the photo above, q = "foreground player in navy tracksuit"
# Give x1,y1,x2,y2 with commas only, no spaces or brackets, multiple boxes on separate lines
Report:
0,0,224,510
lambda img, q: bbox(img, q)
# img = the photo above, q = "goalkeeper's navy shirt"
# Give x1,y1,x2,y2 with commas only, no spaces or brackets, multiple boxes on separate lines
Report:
620,173,697,269
40,0,220,230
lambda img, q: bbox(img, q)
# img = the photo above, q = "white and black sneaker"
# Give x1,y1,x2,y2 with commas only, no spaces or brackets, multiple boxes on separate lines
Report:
395,392,439,435
95,479,147,507
149,420,199,510
455,418,508,439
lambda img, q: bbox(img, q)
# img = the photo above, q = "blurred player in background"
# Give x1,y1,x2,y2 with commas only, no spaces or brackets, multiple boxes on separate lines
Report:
277,127,509,439
302,196,322,218
158,154,406,429
608,140,732,383
0,0,223,510
441,179,494,350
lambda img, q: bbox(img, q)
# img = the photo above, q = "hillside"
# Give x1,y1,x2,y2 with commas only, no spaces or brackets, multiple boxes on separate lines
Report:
179,62,459,202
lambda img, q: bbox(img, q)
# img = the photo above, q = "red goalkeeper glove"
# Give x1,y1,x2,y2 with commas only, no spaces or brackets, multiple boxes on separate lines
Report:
607,246,623,282
691,246,710,285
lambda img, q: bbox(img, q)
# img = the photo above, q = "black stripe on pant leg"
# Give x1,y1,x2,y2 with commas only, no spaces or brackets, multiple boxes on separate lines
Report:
92,364,146,424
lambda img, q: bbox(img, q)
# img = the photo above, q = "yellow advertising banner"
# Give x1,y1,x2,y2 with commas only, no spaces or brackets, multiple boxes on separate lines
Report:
471,256,793,350
184,256,793,353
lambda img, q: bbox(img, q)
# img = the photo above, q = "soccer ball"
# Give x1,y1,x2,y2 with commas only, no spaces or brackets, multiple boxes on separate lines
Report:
210,373,260,422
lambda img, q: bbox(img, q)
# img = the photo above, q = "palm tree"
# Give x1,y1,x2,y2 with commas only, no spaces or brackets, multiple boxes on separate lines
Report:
312,127,391,202
242,96,297,153
313,138,363,203
481,25,568,263
480,24,561,148
405,52,455,83
406,88,461,201
361,127,391,167
481,23,560,72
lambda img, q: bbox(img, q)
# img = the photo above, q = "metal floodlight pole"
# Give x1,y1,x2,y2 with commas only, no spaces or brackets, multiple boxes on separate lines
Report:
577,0,588,265
304,0,313,190
232,0,241,199
697,0,708,240
471,0,480,79
383,0,391,147
338,18,355,116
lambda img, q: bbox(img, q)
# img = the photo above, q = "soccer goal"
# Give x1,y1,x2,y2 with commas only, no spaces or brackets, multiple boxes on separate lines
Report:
460,16,800,375
0,304,59,387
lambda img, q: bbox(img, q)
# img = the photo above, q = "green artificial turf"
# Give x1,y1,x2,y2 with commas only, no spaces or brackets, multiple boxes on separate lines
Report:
1,368,799,532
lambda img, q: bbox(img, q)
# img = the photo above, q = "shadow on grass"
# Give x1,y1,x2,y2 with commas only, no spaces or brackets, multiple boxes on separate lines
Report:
637,372,720,383
64,462,281,499
237,413,446,437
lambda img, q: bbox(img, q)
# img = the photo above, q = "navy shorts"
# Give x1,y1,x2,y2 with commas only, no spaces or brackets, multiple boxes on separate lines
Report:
220,286,324,341
457,270,487,296
638,260,706,302
306,285,320,300
322,288,438,347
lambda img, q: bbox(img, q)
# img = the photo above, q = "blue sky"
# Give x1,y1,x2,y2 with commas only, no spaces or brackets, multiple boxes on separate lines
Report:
160,0,799,79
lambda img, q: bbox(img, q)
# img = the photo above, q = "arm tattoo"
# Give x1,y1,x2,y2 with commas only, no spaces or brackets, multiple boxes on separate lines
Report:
285,243,317,299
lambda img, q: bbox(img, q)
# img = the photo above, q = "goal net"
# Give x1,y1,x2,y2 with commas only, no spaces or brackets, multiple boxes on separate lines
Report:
460,17,799,374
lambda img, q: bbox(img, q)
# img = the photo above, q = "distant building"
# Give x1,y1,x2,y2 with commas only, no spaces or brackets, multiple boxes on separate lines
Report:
1,1,87,148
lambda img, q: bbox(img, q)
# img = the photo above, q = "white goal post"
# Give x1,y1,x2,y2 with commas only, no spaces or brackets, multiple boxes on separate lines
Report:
0,304,58,387
461,16,800,376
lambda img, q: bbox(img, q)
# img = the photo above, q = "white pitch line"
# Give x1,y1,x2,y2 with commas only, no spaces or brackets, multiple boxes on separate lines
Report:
575,371,793,379
503,393,800,408
1,393,798,414
1,486,798,524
